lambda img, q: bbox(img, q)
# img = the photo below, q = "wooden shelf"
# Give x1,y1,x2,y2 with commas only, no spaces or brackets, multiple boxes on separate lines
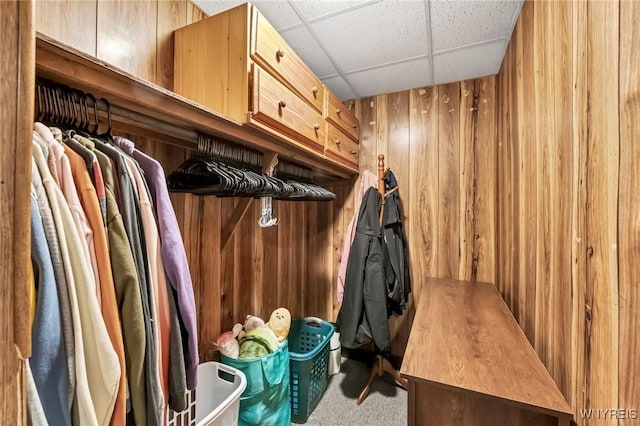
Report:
35,33,357,180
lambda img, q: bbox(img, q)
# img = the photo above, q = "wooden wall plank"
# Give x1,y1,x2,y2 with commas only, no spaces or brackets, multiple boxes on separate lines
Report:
1,1,33,423
437,83,461,278
261,219,279,319
407,86,439,313
34,0,96,55
473,77,496,285
584,0,620,415
387,91,410,357
518,0,538,344
306,201,322,317
532,0,552,361
376,94,389,166
570,1,588,417
96,0,158,83
331,185,346,320
618,0,640,419
157,1,187,90
198,195,221,360
359,97,379,175
549,0,573,400
234,199,256,324
458,80,475,282
220,198,236,332
187,2,207,25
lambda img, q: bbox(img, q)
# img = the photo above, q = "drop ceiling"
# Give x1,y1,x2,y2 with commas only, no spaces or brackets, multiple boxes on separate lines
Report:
192,0,524,100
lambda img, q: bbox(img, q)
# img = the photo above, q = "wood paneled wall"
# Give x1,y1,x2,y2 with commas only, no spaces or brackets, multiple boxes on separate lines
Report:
354,78,497,357
34,0,206,88
496,1,640,424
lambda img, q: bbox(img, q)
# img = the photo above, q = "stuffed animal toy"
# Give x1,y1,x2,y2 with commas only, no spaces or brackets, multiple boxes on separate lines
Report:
244,315,265,332
212,330,240,359
266,307,291,344
233,315,265,340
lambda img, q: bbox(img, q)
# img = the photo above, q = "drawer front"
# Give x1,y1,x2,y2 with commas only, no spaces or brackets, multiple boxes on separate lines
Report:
325,90,359,141
325,124,359,168
251,65,325,150
251,8,325,113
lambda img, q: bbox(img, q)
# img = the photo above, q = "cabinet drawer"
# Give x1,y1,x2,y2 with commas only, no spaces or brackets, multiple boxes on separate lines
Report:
325,90,359,141
325,124,359,168
251,65,325,151
251,8,325,113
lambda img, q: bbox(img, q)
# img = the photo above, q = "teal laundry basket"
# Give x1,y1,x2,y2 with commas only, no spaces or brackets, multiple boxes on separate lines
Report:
221,341,291,426
288,318,335,424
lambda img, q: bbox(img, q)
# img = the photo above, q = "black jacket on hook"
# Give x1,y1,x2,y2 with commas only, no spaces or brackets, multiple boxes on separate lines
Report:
337,187,391,354
382,170,411,315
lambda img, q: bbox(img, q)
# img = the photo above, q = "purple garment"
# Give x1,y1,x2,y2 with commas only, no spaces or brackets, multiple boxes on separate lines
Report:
114,136,199,389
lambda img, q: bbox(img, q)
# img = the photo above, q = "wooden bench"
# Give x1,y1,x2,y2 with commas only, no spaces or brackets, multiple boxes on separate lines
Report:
400,278,573,426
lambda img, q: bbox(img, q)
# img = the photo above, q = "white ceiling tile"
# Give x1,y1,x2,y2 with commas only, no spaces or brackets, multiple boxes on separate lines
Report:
433,39,507,84
292,1,374,22
430,0,523,52
322,76,357,101
346,57,432,98
281,27,338,78
310,0,429,73
253,0,302,31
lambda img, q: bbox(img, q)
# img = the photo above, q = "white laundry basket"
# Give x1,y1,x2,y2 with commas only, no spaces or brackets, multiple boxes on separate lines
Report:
168,361,246,426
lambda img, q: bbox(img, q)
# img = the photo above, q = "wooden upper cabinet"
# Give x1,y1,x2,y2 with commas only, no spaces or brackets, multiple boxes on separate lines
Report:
251,10,325,113
173,2,359,171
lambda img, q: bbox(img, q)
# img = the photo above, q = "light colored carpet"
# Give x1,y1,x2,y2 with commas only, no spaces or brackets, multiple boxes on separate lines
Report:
300,357,407,426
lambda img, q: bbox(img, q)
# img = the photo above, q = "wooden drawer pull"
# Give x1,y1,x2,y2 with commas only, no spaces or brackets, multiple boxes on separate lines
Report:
352,124,357,128
312,86,318,94
336,108,341,115
351,150,357,155
334,139,341,145
313,123,320,130
277,48,285,58
279,100,287,108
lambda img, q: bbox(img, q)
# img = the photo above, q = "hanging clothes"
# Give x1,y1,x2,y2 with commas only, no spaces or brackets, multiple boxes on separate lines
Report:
75,134,149,426
336,170,378,303
123,152,170,419
336,187,391,354
115,136,199,391
31,159,76,413
29,97,197,424
382,170,411,315
33,137,120,425
30,196,69,425
63,136,128,426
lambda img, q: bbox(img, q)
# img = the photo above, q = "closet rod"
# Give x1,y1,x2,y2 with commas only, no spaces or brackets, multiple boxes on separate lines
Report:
109,103,198,143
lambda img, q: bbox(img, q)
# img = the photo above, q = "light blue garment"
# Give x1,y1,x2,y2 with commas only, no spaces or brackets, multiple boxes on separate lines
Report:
31,197,70,426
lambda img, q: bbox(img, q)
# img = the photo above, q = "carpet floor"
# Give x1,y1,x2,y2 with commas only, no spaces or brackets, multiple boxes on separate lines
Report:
301,357,407,426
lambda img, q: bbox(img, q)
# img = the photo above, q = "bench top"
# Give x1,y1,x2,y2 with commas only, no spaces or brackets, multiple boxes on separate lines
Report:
400,278,573,418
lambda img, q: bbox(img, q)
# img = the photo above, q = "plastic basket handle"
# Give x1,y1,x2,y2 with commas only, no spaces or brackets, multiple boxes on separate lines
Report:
304,316,324,327
216,361,241,384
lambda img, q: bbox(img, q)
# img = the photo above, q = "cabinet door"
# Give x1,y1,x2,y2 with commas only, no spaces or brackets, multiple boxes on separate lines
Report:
251,7,325,113
250,64,325,153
